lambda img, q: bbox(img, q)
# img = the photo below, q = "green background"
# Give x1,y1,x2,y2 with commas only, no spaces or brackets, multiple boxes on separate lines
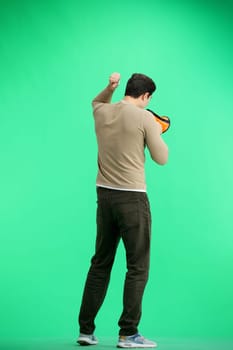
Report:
0,0,233,346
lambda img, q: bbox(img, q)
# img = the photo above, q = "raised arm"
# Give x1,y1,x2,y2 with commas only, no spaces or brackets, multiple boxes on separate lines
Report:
92,72,121,108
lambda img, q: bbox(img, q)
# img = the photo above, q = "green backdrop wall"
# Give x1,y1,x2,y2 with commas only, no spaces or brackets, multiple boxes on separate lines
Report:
0,0,233,342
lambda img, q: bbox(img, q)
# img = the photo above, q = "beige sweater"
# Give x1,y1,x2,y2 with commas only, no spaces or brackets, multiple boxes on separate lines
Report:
92,87,168,191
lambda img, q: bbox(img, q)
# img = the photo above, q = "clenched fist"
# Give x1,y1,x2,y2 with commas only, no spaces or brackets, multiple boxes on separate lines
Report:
109,72,121,91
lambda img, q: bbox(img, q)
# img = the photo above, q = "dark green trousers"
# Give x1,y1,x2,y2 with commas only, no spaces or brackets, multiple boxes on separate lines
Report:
78,187,152,336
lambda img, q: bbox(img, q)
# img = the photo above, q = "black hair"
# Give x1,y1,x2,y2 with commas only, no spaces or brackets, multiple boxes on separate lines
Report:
124,73,156,98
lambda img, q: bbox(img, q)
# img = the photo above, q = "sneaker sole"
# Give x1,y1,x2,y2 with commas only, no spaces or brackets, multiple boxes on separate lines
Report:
117,343,157,348
77,338,98,346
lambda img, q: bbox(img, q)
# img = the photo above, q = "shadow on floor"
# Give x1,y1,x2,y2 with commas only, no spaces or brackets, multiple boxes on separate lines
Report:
0,337,233,350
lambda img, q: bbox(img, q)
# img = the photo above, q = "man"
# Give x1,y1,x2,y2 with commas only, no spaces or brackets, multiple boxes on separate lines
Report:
77,73,168,348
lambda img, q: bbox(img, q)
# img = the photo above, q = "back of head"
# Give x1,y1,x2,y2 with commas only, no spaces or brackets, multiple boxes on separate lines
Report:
124,73,156,98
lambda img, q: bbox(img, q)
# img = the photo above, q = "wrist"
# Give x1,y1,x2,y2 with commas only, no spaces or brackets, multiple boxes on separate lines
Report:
107,84,115,92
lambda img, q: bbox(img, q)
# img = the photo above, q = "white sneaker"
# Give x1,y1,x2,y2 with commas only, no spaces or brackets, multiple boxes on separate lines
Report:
77,333,98,345
117,334,157,348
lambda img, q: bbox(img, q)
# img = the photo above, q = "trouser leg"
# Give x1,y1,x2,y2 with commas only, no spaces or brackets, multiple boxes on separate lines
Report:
78,190,120,334
117,192,151,336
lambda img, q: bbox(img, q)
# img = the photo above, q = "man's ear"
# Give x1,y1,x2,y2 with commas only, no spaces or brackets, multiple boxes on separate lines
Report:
142,92,150,100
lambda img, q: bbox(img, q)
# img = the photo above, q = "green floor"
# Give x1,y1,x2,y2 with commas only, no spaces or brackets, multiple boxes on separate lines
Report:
0,338,233,350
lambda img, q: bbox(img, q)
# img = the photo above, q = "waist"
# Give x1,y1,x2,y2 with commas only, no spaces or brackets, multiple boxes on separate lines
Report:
97,184,146,192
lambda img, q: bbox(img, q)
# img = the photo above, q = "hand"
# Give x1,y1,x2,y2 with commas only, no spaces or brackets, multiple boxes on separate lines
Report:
109,72,120,91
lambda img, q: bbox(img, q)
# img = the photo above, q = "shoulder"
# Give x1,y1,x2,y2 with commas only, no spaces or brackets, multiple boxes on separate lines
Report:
141,109,156,124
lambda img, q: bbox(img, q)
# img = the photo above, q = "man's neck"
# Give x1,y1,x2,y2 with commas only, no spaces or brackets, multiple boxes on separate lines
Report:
123,96,142,108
